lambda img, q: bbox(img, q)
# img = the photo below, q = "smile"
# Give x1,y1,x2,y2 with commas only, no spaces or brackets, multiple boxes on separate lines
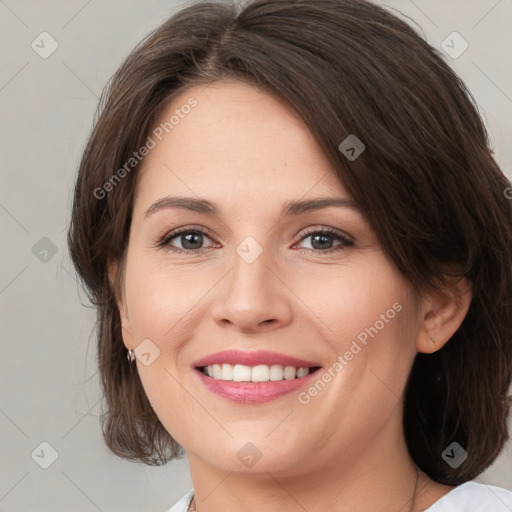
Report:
198,363,321,382
194,365,322,404
192,349,322,403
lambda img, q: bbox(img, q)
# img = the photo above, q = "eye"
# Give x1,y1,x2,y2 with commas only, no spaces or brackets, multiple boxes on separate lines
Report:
157,226,217,254
294,226,354,253
156,225,354,255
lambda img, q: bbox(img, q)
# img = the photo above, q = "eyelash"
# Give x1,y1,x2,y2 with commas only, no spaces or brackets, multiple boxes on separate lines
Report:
156,225,354,255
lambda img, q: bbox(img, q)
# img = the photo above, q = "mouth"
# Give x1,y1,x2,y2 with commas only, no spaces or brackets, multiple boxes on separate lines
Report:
191,350,323,403
195,364,322,382
193,363,323,403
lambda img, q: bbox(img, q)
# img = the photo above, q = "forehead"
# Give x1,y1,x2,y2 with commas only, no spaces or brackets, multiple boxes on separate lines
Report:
133,79,348,212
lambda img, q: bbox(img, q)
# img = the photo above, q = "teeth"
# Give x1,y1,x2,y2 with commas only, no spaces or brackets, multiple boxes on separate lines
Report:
201,364,313,382
296,367,310,378
232,364,251,381
249,364,268,382
270,365,284,381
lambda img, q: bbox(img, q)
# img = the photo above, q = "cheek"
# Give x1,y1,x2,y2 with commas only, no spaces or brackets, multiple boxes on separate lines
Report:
301,260,418,402
300,260,408,348
123,255,198,342
123,258,197,440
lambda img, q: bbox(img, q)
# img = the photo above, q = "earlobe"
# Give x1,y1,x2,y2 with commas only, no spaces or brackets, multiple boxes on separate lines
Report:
417,276,472,354
108,261,134,350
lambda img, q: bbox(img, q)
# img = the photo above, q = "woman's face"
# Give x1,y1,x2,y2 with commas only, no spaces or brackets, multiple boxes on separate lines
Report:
115,79,425,476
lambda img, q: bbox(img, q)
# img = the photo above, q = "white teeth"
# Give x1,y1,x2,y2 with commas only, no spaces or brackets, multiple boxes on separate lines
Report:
296,367,310,378
251,365,269,382
283,366,296,380
201,363,313,382
269,365,284,381
232,364,251,381
222,364,234,380
212,364,223,379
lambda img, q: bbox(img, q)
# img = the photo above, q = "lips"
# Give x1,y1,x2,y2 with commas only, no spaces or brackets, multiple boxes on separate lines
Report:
192,350,323,403
194,367,322,403
192,349,321,369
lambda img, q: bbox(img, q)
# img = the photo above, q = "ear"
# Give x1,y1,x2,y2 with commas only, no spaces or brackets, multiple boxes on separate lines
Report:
417,275,472,354
108,261,134,351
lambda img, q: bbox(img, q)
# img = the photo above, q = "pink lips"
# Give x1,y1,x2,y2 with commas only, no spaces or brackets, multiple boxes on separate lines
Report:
192,349,322,404
192,349,320,369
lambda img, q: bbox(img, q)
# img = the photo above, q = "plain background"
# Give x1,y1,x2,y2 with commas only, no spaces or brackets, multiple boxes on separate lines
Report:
0,0,511,510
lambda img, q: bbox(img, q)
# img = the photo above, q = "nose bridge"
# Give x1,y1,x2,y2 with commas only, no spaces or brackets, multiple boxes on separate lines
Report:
212,231,292,331
229,233,274,303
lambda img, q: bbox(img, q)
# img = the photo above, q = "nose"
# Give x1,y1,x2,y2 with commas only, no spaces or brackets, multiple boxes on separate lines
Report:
211,241,293,334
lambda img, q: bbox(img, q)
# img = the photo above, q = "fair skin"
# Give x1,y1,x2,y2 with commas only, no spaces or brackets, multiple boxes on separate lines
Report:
110,79,472,511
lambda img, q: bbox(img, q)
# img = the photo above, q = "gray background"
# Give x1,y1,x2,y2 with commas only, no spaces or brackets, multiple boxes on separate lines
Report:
1,0,511,510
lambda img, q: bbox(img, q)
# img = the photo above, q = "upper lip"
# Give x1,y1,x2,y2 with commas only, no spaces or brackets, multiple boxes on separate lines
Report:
192,350,321,369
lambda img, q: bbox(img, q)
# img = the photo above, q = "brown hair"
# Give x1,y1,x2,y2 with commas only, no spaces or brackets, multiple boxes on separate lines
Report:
67,0,512,484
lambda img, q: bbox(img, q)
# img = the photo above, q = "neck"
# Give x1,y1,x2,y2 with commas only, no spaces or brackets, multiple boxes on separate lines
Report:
186,409,432,512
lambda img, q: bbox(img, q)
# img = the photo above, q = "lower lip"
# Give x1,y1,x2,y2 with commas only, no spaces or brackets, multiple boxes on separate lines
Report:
193,367,321,403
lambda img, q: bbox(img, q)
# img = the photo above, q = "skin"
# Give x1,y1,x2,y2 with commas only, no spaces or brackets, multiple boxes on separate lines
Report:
111,79,472,512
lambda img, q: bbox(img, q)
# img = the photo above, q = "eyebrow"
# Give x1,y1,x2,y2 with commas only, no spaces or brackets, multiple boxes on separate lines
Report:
144,196,362,218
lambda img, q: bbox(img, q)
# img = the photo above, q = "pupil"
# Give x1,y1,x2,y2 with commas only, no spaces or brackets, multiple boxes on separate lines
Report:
183,232,202,249
312,234,332,250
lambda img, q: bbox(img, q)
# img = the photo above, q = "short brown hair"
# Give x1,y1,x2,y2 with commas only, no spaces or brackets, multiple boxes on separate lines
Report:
67,0,512,484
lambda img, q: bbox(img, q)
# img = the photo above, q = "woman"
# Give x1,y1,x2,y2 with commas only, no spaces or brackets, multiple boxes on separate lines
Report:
67,0,512,510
